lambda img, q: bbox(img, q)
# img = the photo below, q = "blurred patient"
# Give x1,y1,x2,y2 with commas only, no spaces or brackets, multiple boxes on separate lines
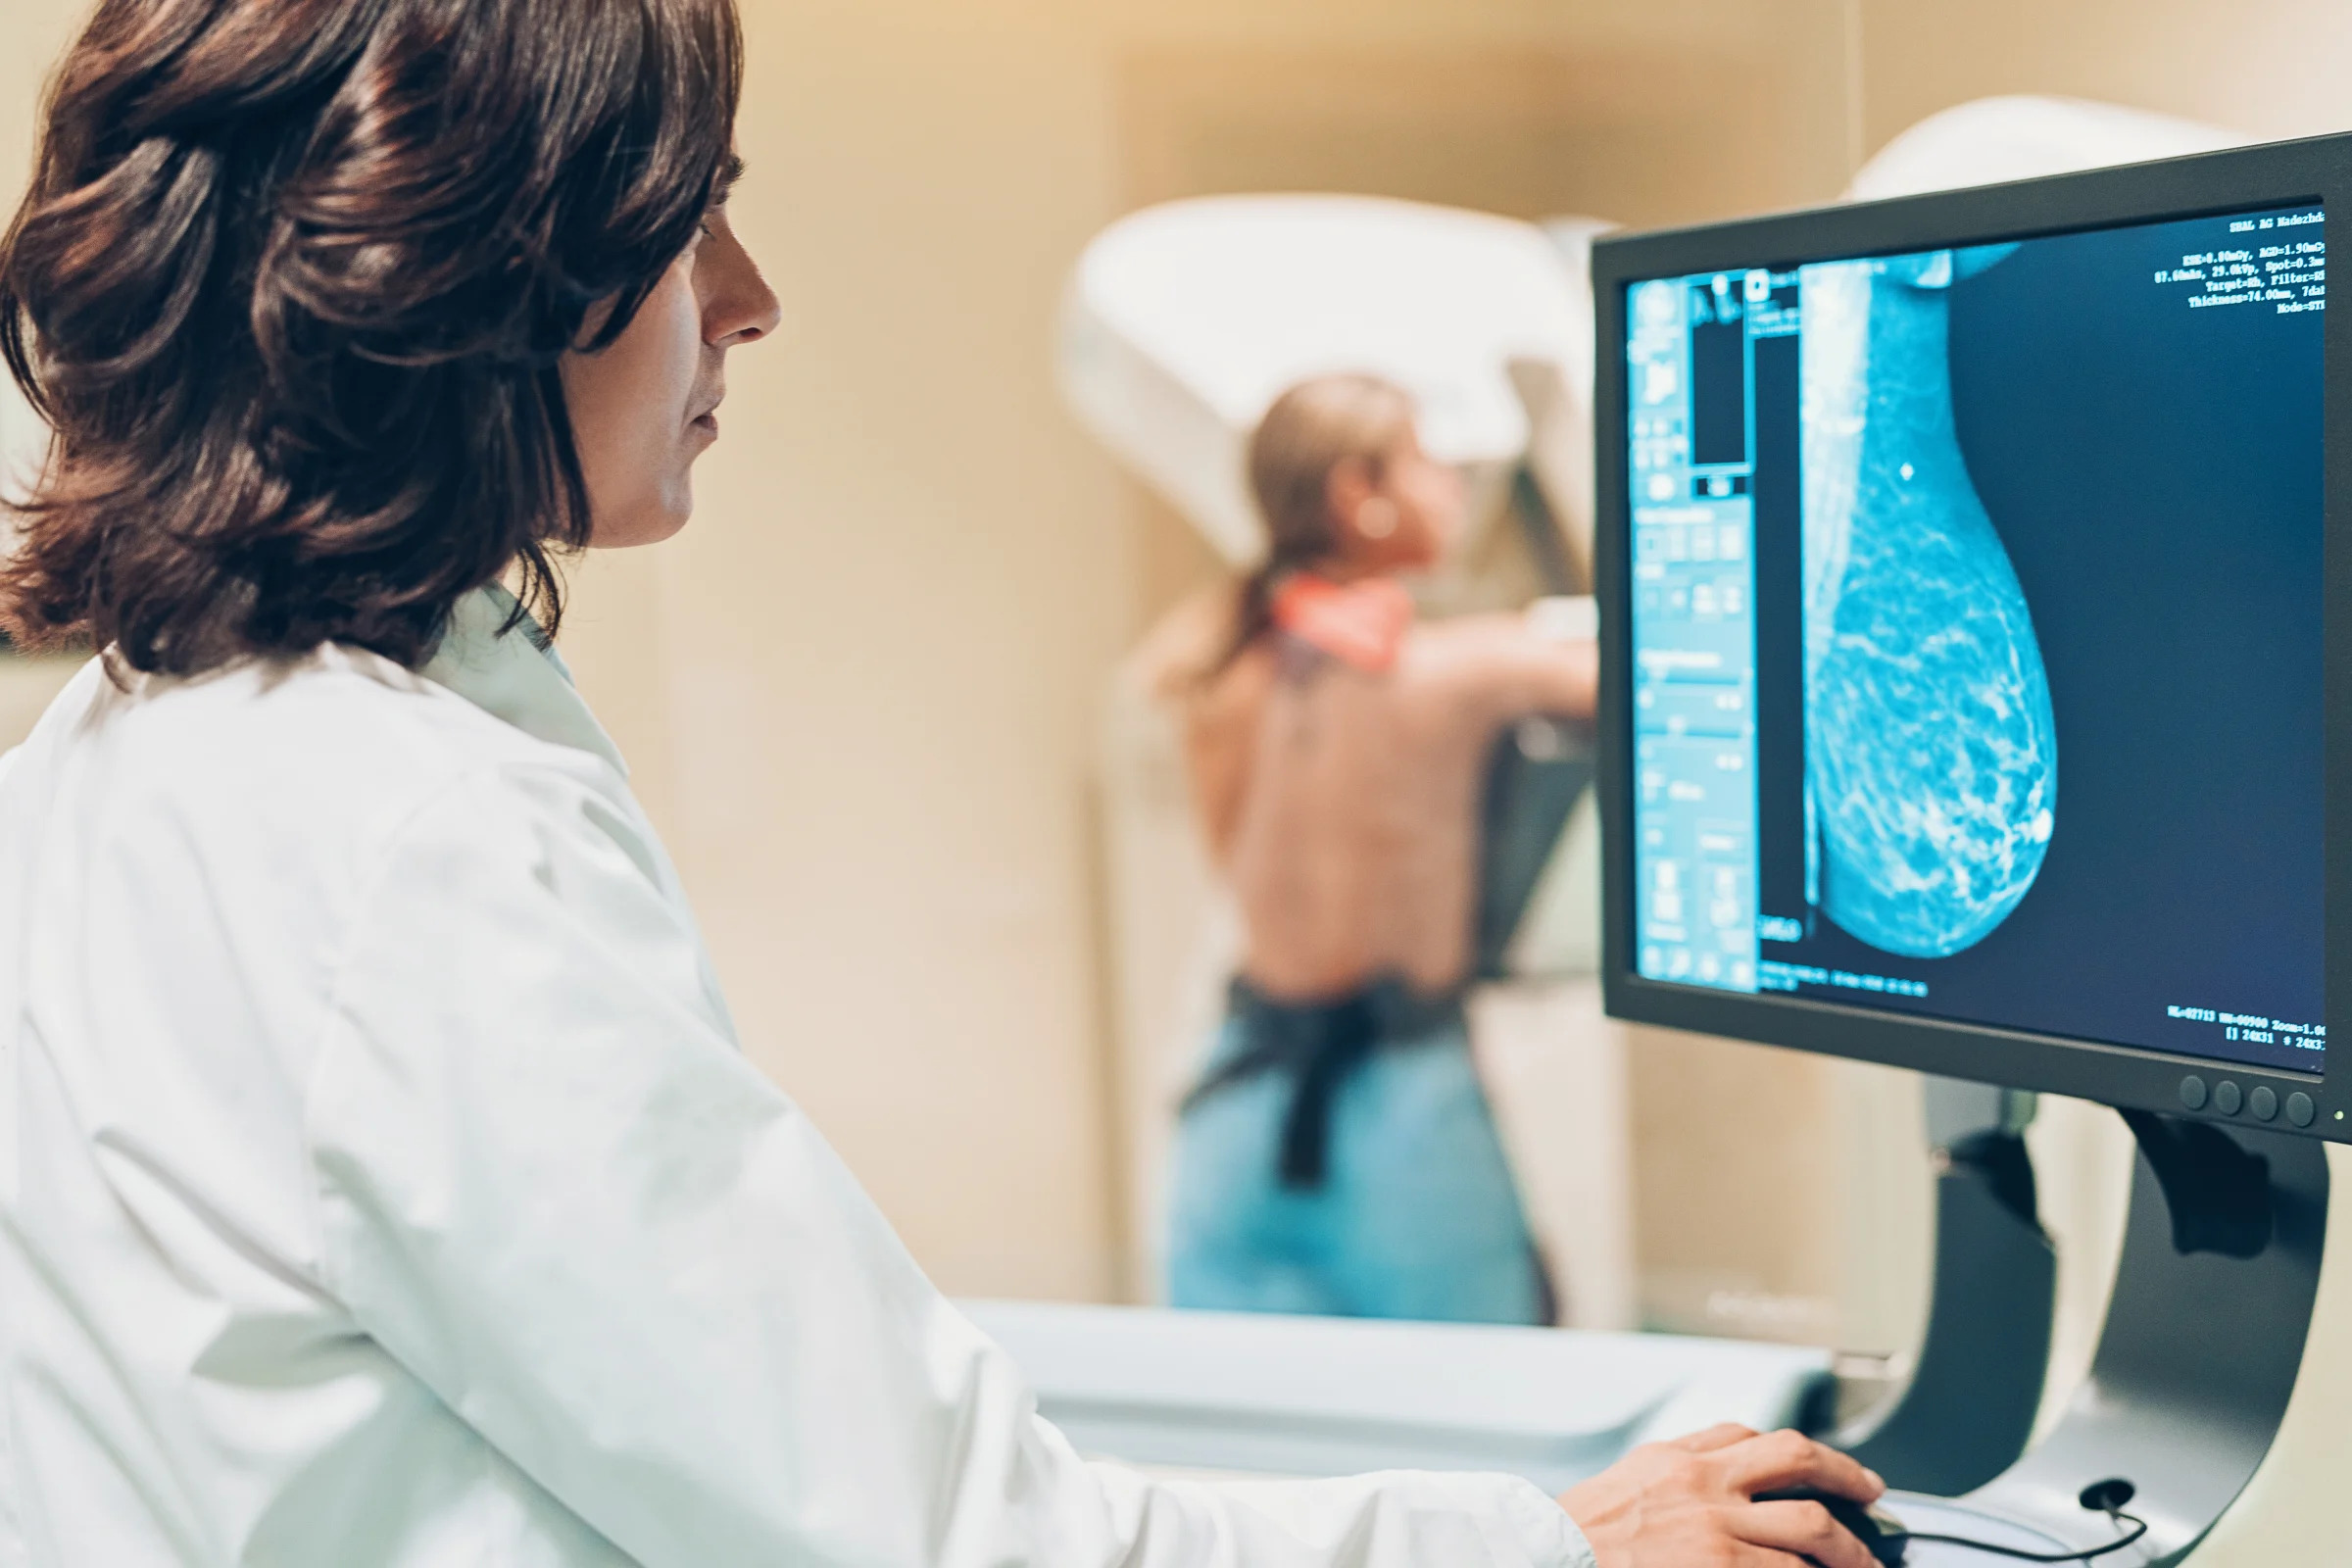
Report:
1155,373,1597,1324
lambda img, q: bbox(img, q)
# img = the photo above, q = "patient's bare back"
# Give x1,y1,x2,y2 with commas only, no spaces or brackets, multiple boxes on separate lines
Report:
1185,612,1596,1002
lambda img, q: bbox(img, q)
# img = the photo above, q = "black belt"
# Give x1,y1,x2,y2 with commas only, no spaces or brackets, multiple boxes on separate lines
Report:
1182,977,1464,1190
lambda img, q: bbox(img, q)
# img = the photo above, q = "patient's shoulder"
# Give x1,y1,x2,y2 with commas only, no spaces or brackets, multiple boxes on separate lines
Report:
1129,586,1247,705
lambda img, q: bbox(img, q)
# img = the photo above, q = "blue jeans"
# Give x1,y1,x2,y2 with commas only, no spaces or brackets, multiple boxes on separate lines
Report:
1166,998,1545,1325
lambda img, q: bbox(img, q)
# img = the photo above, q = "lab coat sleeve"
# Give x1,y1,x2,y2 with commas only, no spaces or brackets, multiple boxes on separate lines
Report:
306,762,1596,1568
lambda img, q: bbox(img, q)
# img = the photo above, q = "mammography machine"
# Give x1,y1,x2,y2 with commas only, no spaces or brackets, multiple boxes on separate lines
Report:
1595,129,2352,1563
1066,192,1640,1323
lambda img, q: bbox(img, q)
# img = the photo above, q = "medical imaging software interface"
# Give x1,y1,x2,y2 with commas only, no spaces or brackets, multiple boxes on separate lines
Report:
1624,202,2327,1076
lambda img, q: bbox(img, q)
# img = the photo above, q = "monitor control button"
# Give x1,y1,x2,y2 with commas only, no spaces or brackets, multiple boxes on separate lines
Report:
2214,1080,2244,1116
2180,1076,2208,1111
2288,1092,2317,1129
2249,1086,2279,1122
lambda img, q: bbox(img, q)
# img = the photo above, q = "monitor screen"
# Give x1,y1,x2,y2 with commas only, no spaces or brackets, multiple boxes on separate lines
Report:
1622,202,2326,1078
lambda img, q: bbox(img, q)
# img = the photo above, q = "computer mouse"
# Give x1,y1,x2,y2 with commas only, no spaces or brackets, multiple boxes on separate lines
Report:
1753,1487,1912,1566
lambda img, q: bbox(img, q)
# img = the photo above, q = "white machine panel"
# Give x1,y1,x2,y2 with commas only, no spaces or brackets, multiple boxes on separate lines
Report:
1059,194,1597,566
963,1299,1831,1494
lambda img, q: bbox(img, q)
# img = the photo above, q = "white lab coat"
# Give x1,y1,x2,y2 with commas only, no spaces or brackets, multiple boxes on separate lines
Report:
0,587,1593,1568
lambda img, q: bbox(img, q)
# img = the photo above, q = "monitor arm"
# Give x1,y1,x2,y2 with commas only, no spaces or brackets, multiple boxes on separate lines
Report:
2115,1108,2275,1260
1959,1112,2327,1564
1836,1078,2056,1496
1835,1094,2327,1563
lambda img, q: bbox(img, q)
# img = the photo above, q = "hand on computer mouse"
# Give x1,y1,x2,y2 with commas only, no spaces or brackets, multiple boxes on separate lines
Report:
1750,1487,1910,1567
1559,1424,1887,1568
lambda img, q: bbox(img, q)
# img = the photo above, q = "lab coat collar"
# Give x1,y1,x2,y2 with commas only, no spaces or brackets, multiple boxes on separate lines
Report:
419,585,629,778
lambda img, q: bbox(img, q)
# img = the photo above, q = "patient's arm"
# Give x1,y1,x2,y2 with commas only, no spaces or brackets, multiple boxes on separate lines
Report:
1412,612,1597,723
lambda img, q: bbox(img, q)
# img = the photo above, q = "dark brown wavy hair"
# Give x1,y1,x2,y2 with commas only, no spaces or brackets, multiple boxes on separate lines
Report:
0,0,743,673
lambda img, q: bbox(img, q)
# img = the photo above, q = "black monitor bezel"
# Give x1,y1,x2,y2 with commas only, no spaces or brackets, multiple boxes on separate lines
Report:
1592,131,2351,1143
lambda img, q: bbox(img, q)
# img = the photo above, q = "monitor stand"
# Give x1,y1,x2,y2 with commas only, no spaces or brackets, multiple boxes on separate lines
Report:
1836,1080,2055,1495
1920,1108,2328,1564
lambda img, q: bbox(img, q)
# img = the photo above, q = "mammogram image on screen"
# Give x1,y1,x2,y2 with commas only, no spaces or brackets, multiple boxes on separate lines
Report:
1627,203,2326,1074
1799,246,2057,959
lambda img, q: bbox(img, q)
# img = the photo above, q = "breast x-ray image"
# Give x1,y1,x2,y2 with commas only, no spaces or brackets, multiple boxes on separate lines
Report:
1629,203,2325,1072
1799,243,2057,960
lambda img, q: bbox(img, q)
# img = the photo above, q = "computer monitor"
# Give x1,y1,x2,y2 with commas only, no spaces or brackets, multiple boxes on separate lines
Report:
1592,133,2350,1141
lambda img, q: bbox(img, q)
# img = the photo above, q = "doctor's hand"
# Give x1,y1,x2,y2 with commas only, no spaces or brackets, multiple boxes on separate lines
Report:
1559,1424,1886,1568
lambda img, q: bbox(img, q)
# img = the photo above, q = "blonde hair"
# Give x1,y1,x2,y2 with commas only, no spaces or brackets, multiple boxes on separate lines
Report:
1221,373,1417,669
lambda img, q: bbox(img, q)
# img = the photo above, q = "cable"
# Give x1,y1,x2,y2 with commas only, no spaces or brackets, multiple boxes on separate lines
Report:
1905,1509,2150,1563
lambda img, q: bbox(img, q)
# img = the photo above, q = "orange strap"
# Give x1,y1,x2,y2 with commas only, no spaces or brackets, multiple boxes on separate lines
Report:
1269,574,1415,674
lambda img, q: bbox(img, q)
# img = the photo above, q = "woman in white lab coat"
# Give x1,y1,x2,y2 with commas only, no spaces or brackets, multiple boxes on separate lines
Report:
0,1,1885,1565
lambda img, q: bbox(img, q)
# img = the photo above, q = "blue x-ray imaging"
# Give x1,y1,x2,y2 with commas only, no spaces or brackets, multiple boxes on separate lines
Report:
1626,203,2327,1077
1800,245,2056,959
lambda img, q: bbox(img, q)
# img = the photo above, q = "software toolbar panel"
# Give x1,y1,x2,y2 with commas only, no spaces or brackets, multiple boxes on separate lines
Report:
1627,272,1768,992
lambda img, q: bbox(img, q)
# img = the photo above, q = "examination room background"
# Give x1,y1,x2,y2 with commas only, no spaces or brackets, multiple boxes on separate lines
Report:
3,0,2348,1430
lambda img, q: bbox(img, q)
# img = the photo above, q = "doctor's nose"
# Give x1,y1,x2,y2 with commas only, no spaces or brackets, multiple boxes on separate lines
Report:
702,223,783,350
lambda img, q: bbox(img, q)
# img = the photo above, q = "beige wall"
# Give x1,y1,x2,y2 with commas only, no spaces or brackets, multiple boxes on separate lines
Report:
6,0,2349,1318
1859,0,2352,149
0,0,80,194
0,1,83,729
